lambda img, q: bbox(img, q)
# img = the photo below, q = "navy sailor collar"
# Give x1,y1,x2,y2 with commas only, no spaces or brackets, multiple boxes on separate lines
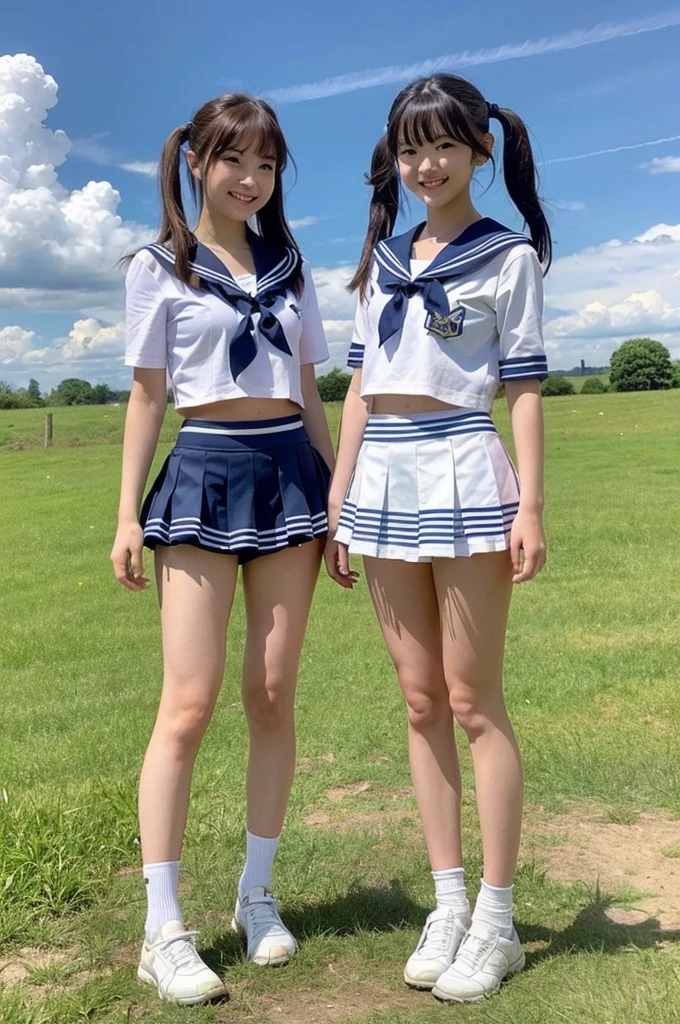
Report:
142,229,302,380
374,217,529,284
373,218,530,348
143,226,301,299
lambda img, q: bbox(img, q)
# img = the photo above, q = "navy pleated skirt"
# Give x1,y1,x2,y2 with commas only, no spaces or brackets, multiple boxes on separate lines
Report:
140,415,330,564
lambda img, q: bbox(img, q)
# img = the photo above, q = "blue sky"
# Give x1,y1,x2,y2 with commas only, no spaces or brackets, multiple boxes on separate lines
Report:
1,0,679,386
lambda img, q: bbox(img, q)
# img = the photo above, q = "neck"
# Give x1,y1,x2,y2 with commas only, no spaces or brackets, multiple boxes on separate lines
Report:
194,206,249,250
421,193,482,243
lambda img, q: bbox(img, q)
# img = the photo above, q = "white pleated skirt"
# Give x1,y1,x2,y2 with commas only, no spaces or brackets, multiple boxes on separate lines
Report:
334,410,520,562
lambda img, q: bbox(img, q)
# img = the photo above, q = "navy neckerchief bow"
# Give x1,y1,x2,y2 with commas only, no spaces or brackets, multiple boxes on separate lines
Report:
143,228,301,380
374,218,529,347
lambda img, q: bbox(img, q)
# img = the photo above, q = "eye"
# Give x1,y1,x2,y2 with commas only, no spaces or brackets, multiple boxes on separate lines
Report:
260,162,275,171
437,141,455,150
400,147,417,157
223,155,239,164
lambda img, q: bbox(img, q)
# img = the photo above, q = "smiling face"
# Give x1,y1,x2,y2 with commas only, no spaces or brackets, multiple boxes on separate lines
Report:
187,136,277,223
397,132,483,209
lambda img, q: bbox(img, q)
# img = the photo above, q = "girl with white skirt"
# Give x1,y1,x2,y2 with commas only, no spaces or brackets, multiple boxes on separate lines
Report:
326,73,551,1004
110,94,333,1006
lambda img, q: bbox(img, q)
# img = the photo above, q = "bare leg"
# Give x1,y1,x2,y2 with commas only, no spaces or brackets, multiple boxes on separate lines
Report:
432,551,522,888
363,557,463,871
138,544,239,863
240,540,323,837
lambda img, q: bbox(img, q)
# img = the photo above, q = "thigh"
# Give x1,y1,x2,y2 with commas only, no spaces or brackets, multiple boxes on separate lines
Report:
155,543,239,707
363,557,446,697
241,540,323,694
432,550,513,692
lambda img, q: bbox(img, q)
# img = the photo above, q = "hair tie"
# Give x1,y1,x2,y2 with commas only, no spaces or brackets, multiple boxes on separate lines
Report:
182,121,193,141
486,102,499,120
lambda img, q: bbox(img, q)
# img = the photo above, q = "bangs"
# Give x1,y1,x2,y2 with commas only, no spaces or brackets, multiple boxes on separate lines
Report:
207,102,287,165
389,93,483,154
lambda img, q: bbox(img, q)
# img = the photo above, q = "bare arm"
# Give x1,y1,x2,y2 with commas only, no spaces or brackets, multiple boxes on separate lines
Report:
299,363,335,471
324,369,370,587
110,368,168,590
505,380,546,583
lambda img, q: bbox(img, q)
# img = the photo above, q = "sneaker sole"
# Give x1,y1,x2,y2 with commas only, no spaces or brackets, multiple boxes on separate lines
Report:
231,916,297,967
403,968,440,991
431,952,526,1004
137,966,227,1006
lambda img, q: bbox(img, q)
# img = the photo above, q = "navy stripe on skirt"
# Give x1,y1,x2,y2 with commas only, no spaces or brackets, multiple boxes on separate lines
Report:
141,415,330,564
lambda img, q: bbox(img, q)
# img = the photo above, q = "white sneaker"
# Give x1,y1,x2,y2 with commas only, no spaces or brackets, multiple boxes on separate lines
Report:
231,886,297,966
432,921,525,1003
137,920,227,1005
403,907,470,989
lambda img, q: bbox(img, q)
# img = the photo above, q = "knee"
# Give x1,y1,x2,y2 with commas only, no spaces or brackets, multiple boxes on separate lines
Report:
448,682,499,739
401,675,450,732
243,678,294,733
158,689,215,756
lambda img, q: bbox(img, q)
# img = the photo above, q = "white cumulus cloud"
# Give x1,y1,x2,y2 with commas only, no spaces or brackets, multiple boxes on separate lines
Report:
60,318,125,359
0,54,151,309
642,156,680,175
0,324,36,363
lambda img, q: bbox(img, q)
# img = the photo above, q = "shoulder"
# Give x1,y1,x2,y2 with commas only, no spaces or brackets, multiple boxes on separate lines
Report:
126,246,175,290
497,242,541,275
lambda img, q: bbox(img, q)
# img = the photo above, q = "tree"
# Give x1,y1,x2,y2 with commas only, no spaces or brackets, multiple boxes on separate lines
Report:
91,383,114,405
671,360,680,389
580,377,608,395
316,367,352,403
541,376,575,397
27,378,42,403
50,378,94,405
609,338,673,392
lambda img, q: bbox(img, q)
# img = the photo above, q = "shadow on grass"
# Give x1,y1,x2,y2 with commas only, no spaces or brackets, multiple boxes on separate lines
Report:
203,880,428,968
520,889,680,968
202,881,680,974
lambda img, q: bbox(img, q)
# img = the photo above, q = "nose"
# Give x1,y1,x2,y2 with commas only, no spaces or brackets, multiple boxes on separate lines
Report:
239,172,256,187
419,156,434,173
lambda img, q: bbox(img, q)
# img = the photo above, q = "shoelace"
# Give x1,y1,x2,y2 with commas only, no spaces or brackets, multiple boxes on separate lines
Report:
456,930,491,970
158,930,201,970
243,894,287,937
419,913,456,957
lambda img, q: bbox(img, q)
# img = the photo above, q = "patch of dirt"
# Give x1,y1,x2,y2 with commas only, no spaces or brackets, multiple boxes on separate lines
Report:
303,808,415,835
236,974,418,1024
524,806,680,928
298,753,336,773
325,782,372,803
0,947,69,989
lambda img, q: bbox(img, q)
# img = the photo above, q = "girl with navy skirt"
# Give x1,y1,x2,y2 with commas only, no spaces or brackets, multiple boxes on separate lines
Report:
110,93,333,1006
326,75,551,1003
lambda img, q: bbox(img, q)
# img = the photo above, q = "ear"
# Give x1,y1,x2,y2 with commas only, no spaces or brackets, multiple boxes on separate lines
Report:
474,132,495,166
185,150,202,181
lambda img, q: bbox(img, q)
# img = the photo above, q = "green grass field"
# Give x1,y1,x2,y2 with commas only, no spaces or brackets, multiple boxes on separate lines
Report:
1,391,680,1023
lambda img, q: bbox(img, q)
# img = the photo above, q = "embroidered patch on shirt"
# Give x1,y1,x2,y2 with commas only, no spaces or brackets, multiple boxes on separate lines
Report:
425,305,466,340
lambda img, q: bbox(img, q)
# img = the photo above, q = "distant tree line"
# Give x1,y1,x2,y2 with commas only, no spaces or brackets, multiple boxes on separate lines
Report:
0,378,131,409
1,340,678,410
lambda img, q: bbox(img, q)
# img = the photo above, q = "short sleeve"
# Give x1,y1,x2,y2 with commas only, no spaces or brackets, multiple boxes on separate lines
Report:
496,248,548,382
124,251,168,369
298,262,329,365
347,291,371,369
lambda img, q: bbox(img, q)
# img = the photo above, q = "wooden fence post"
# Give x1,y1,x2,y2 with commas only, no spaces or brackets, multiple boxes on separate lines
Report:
44,413,53,448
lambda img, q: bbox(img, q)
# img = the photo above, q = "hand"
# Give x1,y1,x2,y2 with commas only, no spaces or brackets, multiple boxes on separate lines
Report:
324,537,360,589
110,520,149,592
510,508,547,584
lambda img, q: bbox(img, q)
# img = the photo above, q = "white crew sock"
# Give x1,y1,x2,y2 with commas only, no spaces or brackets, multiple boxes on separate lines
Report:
238,831,281,901
472,879,515,938
432,867,470,918
143,860,183,941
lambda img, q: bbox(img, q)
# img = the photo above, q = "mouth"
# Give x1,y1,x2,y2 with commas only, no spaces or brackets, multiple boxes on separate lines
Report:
228,190,258,204
419,177,448,191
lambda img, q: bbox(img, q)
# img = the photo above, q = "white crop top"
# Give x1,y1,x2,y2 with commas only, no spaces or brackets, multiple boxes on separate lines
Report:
124,246,329,410
348,226,548,413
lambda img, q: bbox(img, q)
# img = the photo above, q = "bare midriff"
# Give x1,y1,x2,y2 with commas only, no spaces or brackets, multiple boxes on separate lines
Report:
178,397,301,422
370,394,461,415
